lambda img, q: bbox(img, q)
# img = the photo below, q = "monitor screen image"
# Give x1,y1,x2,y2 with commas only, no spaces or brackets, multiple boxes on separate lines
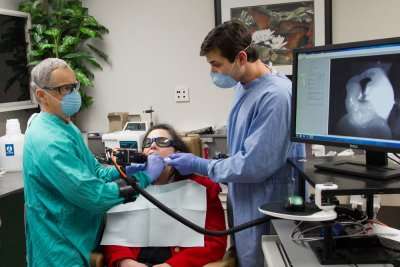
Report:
292,38,400,179
329,54,400,141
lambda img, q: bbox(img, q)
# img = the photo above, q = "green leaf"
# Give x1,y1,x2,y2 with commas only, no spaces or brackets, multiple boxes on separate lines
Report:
87,44,109,63
62,36,80,47
32,24,47,35
85,57,103,70
80,92,94,109
80,27,97,38
63,51,92,60
38,43,55,50
29,49,45,57
32,32,42,43
45,28,61,38
74,63,94,79
82,16,98,27
74,69,93,87
58,36,80,53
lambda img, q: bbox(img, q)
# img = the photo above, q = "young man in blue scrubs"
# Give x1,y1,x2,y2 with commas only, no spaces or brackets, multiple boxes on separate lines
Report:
23,58,165,267
166,20,304,267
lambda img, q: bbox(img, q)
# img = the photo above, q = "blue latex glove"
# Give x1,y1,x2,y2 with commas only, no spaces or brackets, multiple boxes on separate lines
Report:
164,153,210,176
125,154,165,183
125,163,146,176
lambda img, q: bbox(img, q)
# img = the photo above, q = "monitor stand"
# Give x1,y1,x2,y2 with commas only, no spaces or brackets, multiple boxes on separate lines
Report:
314,151,400,180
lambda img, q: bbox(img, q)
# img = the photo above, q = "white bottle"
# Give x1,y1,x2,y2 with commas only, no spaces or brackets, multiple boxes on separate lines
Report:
0,119,25,172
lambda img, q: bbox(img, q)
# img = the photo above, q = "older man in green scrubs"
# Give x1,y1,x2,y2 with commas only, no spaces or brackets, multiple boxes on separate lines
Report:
23,58,164,267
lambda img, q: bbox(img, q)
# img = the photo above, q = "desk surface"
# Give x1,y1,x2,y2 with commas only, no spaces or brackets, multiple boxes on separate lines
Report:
0,171,23,198
267,219,391,267
289,157,400,196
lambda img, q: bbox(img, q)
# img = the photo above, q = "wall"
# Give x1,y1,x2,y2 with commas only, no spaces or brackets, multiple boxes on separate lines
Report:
78,0,234,133
0,0,36,136
332,0,400,44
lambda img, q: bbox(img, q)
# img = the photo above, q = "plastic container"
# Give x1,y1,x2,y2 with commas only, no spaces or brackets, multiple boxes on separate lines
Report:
0,119,25,172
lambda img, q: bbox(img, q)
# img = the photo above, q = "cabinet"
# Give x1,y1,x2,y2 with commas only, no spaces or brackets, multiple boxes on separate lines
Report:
0,172,25,267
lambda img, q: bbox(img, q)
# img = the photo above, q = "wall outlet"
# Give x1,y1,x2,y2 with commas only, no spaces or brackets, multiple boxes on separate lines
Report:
175,87,190,103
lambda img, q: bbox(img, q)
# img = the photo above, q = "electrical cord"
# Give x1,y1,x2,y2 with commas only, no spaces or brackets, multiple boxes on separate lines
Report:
291,214,368,239
111,154,271,236
290,219,370,243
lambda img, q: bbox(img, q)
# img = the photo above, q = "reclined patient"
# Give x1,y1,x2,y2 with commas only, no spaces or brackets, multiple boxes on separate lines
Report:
102,124,227,267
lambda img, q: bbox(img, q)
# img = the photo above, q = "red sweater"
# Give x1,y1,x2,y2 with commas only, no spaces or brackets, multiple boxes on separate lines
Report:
103,175,227,267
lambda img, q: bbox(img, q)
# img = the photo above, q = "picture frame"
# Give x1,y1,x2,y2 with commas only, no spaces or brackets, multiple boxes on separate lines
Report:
214,0,332,75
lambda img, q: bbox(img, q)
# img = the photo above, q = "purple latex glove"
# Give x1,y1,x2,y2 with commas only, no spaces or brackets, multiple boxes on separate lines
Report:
125,154,165,183
164,153,210,176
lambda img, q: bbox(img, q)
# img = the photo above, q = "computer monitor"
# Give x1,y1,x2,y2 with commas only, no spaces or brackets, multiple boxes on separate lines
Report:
292,37,400,180
0,9,37,112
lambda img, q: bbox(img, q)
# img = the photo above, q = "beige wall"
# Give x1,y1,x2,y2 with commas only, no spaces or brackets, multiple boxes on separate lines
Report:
332,0,400,44
77,0,234,133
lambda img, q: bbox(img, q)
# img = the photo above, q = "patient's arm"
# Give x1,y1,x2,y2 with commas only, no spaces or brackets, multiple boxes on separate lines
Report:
119,259,147,267
103,245,141,267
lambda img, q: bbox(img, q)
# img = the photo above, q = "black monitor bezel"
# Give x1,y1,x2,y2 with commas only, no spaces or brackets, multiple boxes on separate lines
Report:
291,36,400,153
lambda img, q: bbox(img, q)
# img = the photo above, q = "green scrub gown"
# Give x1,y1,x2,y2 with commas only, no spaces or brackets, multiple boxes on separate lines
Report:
23,112,147,267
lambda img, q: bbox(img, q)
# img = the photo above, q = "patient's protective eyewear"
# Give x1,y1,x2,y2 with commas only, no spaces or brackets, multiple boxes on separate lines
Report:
143,137,175,148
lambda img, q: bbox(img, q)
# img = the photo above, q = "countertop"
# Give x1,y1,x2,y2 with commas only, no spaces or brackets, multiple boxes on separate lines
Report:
0,171,23,198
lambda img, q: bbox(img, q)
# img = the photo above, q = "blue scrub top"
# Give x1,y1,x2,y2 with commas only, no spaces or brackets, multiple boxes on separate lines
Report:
208,72,305,267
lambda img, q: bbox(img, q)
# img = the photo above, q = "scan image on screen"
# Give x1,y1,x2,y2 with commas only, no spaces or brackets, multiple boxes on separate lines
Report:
328,54,400,140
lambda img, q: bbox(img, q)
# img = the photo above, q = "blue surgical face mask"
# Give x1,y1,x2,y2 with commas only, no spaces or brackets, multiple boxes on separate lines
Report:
61,90,82,116
210,72,239,88
45,89,82,117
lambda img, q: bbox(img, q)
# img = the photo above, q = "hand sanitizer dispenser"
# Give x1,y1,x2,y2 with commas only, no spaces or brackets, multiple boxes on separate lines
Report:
0,119,25,172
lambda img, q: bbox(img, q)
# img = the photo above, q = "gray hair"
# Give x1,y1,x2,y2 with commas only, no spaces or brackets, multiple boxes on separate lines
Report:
30,58,71,92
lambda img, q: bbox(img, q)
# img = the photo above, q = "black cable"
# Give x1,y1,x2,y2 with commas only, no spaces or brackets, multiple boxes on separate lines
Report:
125,178,271,236
394,153,400,160
109,150,272,236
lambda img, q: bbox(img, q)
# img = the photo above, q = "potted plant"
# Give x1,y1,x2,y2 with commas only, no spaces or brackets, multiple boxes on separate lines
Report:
19,0,109,110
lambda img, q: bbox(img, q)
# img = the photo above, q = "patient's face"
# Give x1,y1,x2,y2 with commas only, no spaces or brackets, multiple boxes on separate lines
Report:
143,129,176,158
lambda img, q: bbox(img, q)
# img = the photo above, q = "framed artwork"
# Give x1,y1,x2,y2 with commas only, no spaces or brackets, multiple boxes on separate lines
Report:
214,0,332,75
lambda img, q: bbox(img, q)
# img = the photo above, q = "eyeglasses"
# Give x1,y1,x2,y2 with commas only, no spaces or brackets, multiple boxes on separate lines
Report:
43,81,80,95
143,137,175,148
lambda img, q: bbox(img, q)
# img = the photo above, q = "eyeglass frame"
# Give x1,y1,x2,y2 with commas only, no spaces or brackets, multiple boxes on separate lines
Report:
43,81,80,95
142,137,176,148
